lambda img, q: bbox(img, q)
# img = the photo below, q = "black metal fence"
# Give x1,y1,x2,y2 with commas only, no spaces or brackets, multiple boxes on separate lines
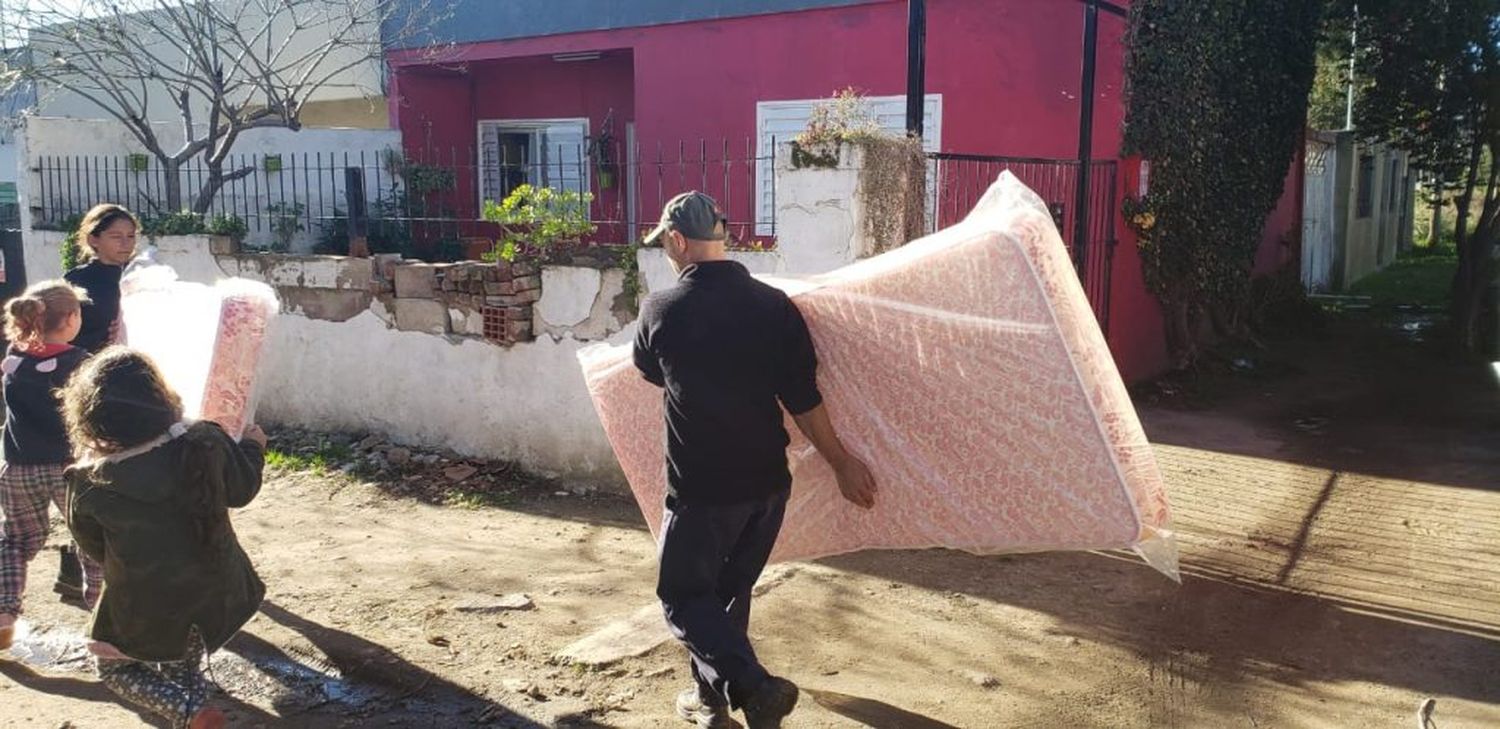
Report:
928,153,1118,331
31,140,776,257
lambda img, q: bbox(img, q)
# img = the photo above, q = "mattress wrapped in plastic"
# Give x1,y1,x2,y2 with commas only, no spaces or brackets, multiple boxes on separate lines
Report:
120,260,278,441
580,173,1177,579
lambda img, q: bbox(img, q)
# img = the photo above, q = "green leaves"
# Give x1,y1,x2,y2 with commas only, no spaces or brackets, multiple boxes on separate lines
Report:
480,184,596,263
1123,0,1322,332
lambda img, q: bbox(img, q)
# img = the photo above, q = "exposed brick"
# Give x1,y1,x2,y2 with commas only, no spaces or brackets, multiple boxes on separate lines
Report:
512,261,539,277
513,275,541,293
505,319,532,342
482,306,507,342
440,278,458,292
504,305,533,321
374,254,403,281
481,266,499,282
393,298,449,334
494,264,514,282
484,281,514,296
393,264,436,298
497,289,541,306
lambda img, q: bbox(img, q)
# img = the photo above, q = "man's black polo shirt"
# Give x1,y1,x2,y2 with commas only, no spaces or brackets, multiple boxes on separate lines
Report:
633,260,823,505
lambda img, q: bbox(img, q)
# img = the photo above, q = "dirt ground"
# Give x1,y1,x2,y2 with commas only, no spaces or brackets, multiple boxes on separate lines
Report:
2,315,1497,728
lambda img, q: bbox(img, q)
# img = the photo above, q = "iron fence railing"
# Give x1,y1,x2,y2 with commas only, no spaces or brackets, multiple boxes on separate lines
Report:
31,139,776,257
927,153,1118,331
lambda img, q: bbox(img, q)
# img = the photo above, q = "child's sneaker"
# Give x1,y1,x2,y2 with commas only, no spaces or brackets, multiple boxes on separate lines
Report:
54,546,85,602
188,706,226,729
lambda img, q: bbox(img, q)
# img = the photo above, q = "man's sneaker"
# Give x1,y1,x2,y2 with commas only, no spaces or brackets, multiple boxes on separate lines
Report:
741,676,799,729
676,686,738,728
54,546,84,602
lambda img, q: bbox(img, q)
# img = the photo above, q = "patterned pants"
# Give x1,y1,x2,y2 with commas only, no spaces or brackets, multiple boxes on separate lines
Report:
98,629,210,729
0,462,103,616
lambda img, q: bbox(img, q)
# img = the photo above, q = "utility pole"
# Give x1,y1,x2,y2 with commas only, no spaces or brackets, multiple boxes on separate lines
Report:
906,0,926,139
1345,4,1358,130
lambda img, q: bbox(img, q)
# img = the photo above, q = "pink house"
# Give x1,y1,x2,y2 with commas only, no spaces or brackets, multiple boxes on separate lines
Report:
384,0,1303,382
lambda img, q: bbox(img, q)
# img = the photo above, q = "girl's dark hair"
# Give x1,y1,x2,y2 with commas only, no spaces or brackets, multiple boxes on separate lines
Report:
62,347,228,546
75,204,141,264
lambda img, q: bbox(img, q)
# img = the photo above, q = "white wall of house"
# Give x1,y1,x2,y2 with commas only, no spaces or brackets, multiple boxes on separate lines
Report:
18,116,400,252
30,1,385,127
1302,130,1415,292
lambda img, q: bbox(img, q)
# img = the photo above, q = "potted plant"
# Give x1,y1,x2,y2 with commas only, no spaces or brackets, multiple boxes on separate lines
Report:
589,109,619,190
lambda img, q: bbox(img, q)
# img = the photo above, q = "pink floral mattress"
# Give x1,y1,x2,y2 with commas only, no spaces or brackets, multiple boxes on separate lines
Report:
580,173,1178,579
121,266,278,441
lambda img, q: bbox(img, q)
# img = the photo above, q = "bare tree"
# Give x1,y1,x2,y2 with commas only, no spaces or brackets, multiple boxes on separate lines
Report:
0,0,444,214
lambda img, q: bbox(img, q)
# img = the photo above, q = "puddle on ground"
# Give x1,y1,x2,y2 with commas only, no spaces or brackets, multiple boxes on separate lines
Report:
5,620,93,671
6,622,494,722
1390,312,1442,342
5,621,376,713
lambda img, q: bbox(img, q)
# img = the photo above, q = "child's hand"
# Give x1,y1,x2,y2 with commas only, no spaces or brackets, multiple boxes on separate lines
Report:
242,424,268,449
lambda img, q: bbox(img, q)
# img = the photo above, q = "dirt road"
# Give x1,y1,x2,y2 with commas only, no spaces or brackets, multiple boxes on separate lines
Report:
3,321,1497,728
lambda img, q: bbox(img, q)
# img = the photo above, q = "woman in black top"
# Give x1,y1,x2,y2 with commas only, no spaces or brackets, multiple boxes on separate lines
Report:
52,204,140,601
63,204,140,354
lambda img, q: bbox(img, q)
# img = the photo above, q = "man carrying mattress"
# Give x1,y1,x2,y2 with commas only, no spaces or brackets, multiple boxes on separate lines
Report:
633,191,878,729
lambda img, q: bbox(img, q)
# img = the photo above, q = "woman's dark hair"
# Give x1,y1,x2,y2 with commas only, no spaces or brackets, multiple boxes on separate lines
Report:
75,204,141,263
62,347,228,545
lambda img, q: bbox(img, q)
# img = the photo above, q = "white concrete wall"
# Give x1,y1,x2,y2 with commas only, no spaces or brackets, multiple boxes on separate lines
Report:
772,144,871,275
21,116,400,253
25,231,249,285
256,310,625,484
0,139,17,185
635,248,787,295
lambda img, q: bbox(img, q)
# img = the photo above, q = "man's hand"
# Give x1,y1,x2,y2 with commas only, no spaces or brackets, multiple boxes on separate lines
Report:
833,454,877,509
792,403,878,510
241,424,268,449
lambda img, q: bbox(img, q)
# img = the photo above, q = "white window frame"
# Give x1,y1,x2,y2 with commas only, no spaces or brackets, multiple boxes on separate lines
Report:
476,117,591,207
755,94,942,236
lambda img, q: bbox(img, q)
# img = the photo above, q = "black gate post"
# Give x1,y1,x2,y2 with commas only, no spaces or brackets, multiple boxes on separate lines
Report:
345,167,371,258
1072,1,1100,279
906,0,927,139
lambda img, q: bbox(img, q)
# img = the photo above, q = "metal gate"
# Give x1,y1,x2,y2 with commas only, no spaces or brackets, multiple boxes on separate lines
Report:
927,153,1118,331
1301,133,1339,292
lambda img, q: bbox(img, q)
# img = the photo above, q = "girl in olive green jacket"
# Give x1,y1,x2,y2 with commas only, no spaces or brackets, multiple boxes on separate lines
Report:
61,347,266,729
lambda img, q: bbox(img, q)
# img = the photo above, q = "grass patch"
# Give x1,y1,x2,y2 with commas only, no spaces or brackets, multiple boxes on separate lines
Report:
266,439,354,475
441,488,517,510
1348,246,1456,310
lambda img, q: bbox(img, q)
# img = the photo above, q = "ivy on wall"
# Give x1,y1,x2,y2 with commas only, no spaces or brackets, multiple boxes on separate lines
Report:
1122,0,1323,365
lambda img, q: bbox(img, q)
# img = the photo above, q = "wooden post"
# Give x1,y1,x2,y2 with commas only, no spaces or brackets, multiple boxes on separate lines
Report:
345,167,371,258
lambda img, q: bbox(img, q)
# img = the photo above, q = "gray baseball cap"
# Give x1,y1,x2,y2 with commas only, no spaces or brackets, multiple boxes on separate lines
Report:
643,191,728,245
